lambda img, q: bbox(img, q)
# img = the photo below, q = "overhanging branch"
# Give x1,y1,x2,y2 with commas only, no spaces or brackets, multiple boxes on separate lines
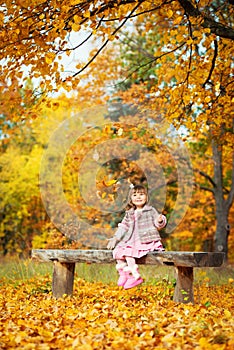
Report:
71,2,143,78
195,169,216,189
178,0,234,40
202,39,218,87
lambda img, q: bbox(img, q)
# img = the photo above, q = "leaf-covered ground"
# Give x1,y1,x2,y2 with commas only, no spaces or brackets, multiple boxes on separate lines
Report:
0,275,233,350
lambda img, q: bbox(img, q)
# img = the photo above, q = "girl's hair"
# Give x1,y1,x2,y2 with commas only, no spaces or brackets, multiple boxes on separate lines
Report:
126,185,148,210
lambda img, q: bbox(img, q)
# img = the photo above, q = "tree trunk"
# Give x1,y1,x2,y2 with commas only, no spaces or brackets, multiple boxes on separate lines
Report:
213,210,229,258
212,140,229,260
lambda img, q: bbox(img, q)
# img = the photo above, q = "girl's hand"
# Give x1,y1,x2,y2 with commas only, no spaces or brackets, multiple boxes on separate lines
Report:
107,237,118,250
158,214,163,223
156,214,166,229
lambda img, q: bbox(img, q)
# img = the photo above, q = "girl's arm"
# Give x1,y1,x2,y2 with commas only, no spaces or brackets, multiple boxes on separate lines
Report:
113,213,130,240
152,208,167,229
107,213,130,249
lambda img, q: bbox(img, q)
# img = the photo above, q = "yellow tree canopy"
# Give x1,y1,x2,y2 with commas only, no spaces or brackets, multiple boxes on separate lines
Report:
0,0,233,257
0,0,233,122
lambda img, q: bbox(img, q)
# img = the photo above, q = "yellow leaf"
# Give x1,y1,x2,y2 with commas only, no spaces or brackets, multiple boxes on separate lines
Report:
215,82,220,91
173,16,183,25
176,34,184,42
0,12,4,26
193,30,202,37
103,125,111,134
73,15,80,23
199,337,210,347
205,96,211,103
70,0,81,5
72,23,80,32
167,10,173,18
224,309,231,319
103,179,118,187
84,10,90,18
187,38,193,45
45,53,55,64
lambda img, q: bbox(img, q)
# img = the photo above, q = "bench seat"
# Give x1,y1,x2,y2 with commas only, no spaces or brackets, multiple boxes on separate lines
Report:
31,249,225,303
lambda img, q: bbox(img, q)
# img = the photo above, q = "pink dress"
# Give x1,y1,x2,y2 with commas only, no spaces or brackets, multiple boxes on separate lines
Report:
113,209,165,260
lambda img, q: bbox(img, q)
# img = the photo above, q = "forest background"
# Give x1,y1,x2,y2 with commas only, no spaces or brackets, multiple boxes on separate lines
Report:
0,1,234,349
0,0,233,262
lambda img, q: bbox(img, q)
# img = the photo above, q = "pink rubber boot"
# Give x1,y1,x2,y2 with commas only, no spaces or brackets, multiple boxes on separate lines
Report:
116,262,129,287
123,264,143,290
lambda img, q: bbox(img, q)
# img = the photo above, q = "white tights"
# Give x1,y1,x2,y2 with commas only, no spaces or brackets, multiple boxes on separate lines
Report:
117,256,136,268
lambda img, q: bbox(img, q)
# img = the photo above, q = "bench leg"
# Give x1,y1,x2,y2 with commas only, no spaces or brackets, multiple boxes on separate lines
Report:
52,261,75,298
173,266,194,304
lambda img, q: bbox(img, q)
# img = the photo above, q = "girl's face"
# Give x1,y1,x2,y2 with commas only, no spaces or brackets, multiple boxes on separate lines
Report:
131,190,147,209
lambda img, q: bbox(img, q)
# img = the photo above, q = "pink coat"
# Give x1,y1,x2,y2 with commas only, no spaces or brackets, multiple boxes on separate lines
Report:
114,205,167,244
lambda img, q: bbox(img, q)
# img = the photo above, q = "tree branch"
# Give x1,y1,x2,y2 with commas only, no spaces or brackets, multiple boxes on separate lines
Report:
178,0,234,40
196,169,216,188
101,1,174,22
115,41,186,86
71,2,144,78
194,183,214,193
202,39,218,87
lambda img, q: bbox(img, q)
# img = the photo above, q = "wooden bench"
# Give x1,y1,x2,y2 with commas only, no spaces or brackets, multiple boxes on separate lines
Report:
31,249,225,304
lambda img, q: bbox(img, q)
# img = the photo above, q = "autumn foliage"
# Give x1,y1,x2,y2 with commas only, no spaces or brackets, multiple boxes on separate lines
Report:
0,2,233,256
0,2,234,349
0,264,234,349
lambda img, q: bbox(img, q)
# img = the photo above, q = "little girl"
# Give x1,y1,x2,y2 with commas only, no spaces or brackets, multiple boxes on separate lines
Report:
107,184,166,289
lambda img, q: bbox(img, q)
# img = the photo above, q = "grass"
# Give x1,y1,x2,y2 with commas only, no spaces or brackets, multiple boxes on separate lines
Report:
0,257,52,285
0,256,233,286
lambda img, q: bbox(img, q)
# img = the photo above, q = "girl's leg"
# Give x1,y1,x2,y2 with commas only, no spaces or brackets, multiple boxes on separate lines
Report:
125,256,136,268
115,259,128,287
124,256,143,289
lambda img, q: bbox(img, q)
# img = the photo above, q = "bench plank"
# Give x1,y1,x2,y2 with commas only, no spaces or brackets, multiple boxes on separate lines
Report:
32,249,225,267
31,249,225,303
